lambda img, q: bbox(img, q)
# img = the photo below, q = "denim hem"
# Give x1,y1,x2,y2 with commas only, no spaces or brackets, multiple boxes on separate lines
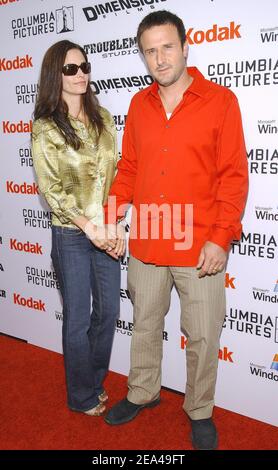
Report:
68,402,99,413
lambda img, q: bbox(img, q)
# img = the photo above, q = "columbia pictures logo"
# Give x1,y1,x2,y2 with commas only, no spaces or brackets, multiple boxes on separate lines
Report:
56,6,74,34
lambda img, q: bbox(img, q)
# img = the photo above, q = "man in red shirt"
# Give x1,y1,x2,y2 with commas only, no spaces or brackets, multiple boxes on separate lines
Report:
104,10,248,450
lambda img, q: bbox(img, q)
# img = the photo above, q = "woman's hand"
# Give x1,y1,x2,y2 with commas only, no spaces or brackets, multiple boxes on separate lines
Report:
84,222,117,251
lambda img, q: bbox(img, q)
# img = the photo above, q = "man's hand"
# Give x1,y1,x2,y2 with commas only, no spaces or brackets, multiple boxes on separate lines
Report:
197,241,227,278
106,223,126,259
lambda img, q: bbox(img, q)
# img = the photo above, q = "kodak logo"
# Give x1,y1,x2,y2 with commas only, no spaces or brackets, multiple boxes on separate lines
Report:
180,336,188,350
225,273,236,289
14,293,45,312
219,347,234,363
0,54,32,71
10,239,43,255
186,21,241,45
2,119,32,133
6,181,39,195
0,0,20,5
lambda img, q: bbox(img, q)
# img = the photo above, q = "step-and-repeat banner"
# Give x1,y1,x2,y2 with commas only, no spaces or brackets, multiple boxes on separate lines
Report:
0,0,277,426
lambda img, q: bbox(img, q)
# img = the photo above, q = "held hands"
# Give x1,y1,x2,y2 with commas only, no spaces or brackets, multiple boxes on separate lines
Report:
105,223,126,259
84,221,116,251
84,221,126,259
197,241,227,278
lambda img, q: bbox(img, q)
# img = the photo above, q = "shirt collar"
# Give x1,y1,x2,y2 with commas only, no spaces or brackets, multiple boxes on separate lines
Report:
147,66,209,100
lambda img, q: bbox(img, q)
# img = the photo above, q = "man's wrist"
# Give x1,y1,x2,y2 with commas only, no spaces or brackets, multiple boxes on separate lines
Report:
117,217,126,227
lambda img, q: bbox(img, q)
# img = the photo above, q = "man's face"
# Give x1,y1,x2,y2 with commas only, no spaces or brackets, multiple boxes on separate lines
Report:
140,23,188,88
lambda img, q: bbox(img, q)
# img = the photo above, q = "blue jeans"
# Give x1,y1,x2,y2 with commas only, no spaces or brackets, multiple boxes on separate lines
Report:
51,226,120,412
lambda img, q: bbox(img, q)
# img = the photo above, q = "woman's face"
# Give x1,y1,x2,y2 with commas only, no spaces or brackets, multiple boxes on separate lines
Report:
62,48,89,100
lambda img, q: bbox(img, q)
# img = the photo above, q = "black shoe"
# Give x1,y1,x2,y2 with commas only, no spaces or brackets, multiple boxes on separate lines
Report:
105,397,160,425
190,418,218,450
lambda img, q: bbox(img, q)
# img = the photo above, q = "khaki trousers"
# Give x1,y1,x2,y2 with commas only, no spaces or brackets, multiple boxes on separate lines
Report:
127,255,226,420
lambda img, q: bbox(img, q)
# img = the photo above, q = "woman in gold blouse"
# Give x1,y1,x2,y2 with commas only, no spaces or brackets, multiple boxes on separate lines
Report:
32,40,124,416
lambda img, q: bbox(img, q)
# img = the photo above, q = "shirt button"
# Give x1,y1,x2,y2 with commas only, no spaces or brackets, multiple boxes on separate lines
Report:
166,124,170,128
161,171,165,175
163,148,168,152
160,194,164,198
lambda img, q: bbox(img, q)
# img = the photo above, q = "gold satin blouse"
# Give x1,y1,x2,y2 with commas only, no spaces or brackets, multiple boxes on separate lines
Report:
31,107,118,227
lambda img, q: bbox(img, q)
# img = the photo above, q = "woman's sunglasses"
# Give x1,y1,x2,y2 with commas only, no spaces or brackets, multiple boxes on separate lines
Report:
62,62,91,76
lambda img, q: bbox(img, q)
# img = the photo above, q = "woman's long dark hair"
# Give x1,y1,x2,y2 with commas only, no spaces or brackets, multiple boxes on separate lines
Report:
33,40,104,149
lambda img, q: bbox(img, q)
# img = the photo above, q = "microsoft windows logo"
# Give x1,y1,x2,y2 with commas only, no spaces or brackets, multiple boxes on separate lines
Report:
270,354,278,371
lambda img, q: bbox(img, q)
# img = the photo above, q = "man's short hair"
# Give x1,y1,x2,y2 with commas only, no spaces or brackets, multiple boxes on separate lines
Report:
137,10,186,52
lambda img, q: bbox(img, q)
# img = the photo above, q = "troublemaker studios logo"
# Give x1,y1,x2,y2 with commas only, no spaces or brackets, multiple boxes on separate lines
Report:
114,114,127,132
84,36,138,60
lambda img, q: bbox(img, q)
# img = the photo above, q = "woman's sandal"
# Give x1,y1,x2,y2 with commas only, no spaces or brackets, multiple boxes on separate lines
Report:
98,390,108,404
84,403,106,416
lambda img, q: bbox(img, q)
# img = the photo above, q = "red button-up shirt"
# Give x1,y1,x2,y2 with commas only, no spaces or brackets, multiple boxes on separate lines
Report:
104,67,248,266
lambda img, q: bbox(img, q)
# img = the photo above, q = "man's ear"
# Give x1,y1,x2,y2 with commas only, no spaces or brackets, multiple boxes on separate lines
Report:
183,40,189,61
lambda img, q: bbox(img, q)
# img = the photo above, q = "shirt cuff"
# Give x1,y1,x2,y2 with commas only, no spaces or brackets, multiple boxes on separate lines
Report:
103,204,126,225
208,227,234,251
